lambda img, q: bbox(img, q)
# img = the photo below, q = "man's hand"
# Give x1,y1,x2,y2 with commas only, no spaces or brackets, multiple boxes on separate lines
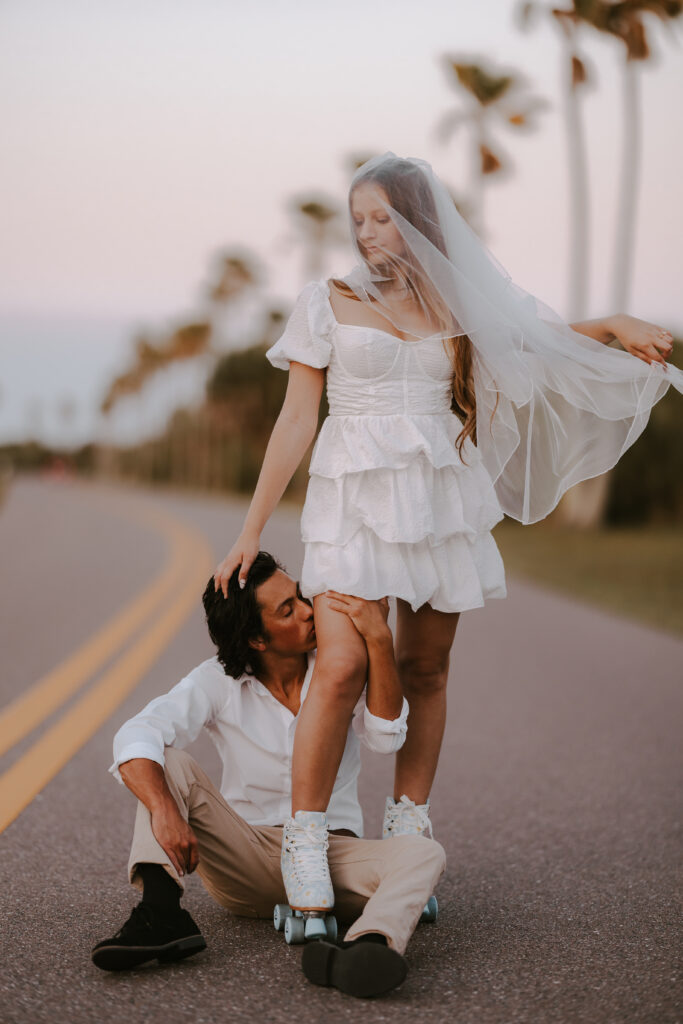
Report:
324,591,391,644
150,800,199,878
119,758,199,878
325,592,403,722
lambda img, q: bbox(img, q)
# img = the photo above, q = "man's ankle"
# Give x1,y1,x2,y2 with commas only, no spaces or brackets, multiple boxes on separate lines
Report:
138,863,182,913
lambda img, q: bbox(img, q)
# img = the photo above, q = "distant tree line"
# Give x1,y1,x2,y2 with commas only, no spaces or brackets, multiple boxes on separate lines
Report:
3,338,680,524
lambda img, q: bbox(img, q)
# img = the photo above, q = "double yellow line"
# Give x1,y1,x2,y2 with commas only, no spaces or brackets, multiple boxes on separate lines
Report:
0,499,214,834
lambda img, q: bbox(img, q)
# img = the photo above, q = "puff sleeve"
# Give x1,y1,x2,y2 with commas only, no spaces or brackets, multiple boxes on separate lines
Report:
266,280,334,371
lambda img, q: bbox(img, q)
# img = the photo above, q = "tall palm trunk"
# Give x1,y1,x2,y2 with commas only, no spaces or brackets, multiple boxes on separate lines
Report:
563,40,590,320
469,107,485,238
612,60,641,311
560,61,642,528
551,37,597,527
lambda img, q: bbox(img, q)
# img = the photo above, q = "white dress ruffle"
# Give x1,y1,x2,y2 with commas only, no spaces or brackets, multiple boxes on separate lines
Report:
266,279,507,613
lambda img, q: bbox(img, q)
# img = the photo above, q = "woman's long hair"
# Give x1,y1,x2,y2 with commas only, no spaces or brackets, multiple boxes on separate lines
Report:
332,159,477,454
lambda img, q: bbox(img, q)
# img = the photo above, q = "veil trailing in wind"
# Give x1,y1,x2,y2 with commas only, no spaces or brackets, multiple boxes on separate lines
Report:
336,152,682,524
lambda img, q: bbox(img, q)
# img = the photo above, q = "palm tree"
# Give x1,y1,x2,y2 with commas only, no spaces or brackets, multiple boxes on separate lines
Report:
570,0,682,311
436,56,548,239
556,0,681,527
516,2,595,320
203,248,262,355
288,194,343,283
345,152,380,174
101,248,262,418
207,251,259,304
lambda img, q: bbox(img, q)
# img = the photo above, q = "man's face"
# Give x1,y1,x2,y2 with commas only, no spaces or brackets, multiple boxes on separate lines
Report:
252,570,316,656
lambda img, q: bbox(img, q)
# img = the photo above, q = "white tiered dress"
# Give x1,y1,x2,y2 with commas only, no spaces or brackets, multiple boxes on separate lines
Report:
266,279,507,613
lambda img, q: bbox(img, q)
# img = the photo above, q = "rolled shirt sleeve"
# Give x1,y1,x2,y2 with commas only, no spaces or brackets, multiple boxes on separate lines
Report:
109,658,227,783
352,693,409,755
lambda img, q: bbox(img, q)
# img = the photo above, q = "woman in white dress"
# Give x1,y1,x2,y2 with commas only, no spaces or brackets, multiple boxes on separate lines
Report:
214,154,680,911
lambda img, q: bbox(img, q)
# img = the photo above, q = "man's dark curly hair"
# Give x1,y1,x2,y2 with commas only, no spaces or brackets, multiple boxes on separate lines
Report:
202,551,285,678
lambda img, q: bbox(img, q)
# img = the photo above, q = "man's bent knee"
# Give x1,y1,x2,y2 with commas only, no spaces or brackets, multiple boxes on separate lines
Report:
163,747,200,785
391,834,447,874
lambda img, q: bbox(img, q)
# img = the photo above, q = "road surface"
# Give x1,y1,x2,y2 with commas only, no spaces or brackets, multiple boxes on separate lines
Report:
1,476,681,1024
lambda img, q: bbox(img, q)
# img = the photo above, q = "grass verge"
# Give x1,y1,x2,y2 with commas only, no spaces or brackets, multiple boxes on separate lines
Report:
493,519,683,637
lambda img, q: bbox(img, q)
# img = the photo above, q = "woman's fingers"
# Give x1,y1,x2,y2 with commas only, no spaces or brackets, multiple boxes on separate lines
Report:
632,343,666,367
238,553,256,590
653,338,673,357
213,558,240,596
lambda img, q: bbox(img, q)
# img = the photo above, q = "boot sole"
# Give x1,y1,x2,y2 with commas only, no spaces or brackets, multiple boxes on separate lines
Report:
302,940,407,998
91,934,207,971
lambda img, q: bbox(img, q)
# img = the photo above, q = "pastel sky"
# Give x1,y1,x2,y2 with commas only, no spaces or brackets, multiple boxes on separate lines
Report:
1,0,681,444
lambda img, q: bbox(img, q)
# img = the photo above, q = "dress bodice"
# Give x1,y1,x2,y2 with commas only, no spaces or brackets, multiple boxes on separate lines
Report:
326,323,454,417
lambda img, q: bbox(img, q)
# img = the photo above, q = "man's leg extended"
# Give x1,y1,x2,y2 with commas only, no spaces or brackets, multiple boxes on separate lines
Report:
328,833,446,955
299,833,445,997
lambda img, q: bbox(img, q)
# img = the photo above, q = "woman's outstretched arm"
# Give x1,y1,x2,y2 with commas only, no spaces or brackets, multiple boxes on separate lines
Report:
570,313,674,368
214,361,325,595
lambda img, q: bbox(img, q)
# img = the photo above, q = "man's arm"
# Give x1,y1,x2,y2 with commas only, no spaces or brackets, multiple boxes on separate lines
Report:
119,758,199,877
323,592,403,720
110,660,222,782
109,661,226,875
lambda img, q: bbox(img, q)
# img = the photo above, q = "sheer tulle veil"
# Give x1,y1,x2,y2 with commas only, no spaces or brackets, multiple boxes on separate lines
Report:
336,152,682,524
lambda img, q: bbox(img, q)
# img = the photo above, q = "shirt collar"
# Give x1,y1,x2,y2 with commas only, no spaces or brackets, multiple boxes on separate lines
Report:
244,649,316,699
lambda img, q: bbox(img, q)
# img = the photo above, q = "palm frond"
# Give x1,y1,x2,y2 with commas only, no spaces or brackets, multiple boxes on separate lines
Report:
434,107,470,144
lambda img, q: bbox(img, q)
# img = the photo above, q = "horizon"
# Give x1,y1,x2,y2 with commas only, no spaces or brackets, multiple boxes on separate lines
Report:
2,0,681,445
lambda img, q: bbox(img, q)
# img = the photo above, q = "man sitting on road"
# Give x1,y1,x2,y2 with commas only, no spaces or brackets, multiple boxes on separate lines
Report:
91,551,446,999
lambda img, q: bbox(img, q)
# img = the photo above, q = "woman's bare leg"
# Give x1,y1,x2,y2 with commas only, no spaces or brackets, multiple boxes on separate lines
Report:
393,600,461,804
291,593,368,814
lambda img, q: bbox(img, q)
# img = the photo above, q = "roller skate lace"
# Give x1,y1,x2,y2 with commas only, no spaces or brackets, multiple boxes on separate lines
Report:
382,794,433,838
281,811,334,910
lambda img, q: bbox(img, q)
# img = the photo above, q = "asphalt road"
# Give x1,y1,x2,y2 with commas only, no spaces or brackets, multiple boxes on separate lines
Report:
1,475,681,1024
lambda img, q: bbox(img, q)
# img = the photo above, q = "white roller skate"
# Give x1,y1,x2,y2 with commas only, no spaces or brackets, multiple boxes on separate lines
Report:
277,810,337,944
382,793,433,839
382,795,438,924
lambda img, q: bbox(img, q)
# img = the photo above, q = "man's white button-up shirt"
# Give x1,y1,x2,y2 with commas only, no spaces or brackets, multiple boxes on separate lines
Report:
110,650,408,838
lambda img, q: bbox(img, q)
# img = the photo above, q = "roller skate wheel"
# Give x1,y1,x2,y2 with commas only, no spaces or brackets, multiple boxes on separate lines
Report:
284,915,306,944
303,916,328,941
273,904,293,931
325,915,338,943
420,895,438,923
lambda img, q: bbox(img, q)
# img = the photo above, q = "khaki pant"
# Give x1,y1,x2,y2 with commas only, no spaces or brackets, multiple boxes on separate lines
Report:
128,747,446,955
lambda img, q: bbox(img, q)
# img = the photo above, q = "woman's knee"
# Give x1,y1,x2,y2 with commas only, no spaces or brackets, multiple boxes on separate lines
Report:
312,649,368,703
396,651,449,695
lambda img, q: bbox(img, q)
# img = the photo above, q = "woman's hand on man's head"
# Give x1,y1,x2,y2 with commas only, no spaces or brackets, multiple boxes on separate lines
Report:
213,532,261,598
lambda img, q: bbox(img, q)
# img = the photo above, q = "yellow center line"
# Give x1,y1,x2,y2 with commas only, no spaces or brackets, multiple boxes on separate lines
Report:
0,532,213,833
0,507,199,759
